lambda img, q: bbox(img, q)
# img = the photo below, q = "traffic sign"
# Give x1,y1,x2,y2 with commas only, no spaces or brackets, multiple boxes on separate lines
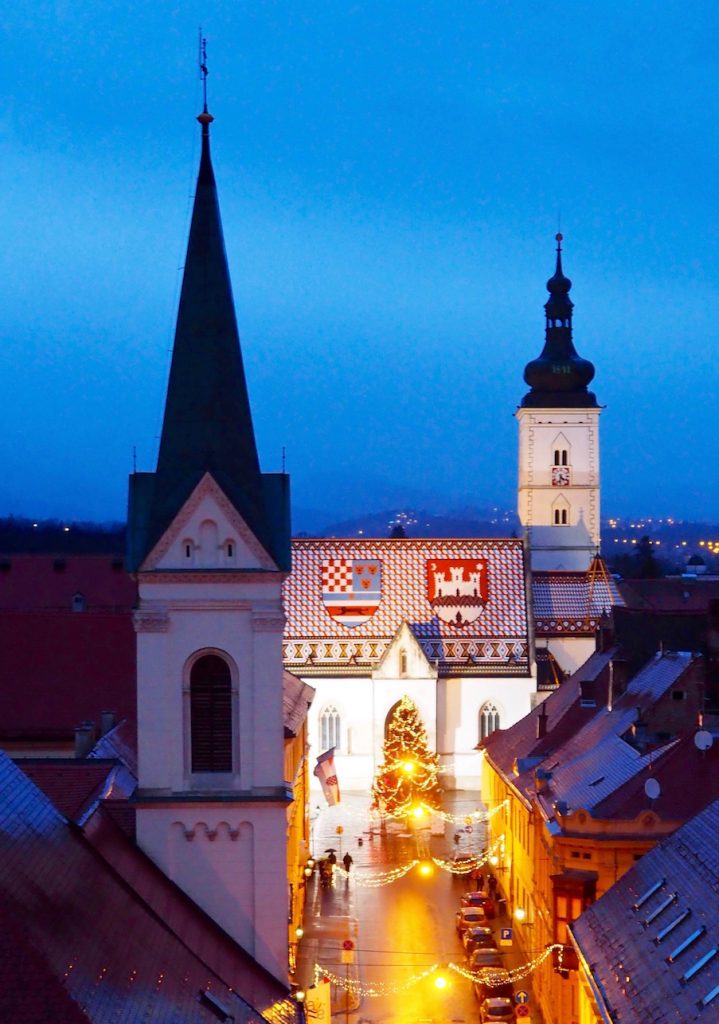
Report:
342,939,354,950
499,926,513,946
516,1007,529,1019
515,991,530,1005
336,825,344,834
340,948,354,965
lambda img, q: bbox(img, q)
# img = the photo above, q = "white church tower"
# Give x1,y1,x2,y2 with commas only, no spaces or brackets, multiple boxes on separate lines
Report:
517,235,601,571
126,99,292,982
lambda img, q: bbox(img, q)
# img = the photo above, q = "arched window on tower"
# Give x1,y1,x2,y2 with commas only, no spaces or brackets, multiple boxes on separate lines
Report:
190,654,233,772
399,649,408,677
319,705,341,752
479,702,501,742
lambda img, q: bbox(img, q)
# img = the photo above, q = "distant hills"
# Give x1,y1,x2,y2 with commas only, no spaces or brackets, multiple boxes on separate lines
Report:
1,510,717,575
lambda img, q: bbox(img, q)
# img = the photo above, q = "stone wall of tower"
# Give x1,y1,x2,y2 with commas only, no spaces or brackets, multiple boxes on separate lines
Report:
517,406,601,571
134,558,290,982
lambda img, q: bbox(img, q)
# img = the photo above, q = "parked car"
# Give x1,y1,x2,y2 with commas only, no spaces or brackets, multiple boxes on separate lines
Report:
473,967,514,1002
467,948,504,971
463,926,497,957
455,906,487,935
478,996,516,1023
460,891,496,918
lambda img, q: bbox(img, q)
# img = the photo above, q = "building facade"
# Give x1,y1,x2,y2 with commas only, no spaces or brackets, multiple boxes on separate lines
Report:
284,537,535,792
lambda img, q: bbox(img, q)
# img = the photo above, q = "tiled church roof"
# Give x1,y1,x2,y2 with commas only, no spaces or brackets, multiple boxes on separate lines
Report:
532,568,624,636
284,538,530,674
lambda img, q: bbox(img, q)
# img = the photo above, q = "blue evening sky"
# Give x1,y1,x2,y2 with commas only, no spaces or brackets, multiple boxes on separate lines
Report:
1,2,718,525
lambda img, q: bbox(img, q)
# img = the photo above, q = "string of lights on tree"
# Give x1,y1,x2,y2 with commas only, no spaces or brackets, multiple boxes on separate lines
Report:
371,696,443,817
313,945,566,997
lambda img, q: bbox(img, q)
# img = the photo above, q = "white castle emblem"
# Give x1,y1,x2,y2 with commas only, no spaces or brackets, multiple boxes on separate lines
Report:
428,560,488,627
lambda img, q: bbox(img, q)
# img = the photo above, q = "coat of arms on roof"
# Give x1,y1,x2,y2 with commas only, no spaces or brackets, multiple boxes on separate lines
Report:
427,559,488,627
321,558,382,627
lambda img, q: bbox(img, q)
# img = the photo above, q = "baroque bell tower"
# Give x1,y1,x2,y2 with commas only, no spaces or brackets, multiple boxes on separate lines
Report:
127,91,291,982
517,236,601,571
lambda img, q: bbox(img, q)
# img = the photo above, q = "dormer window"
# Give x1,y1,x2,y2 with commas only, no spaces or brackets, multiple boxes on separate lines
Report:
399,649,408,676
183,540,195,564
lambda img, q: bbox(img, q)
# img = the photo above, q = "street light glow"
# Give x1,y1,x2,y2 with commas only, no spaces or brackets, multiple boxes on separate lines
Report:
402,760,416,774
434,974,448,990
514,907,526,922
412,805,425,819
418,862,434,877
489,855,499,867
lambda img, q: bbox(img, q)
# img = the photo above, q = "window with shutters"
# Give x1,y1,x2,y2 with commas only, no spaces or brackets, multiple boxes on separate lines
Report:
190,654,233,772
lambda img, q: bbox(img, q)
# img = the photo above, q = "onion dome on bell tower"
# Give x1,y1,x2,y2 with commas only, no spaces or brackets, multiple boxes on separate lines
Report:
521,235,598,408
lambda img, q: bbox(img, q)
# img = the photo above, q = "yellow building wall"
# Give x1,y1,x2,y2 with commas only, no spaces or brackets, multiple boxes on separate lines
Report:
285,721,310,978
481,751,671,1024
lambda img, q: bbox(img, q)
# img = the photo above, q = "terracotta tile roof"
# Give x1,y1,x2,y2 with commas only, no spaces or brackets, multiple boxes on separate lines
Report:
284,539,530,673
0,903,91,1024
593,730,719,821
89,718,138,775
0,613,135,741
482,648,614,788
0,554,136,610
0,753,292,1022
571,798,719,1023
282,671,315,737
618,576,719,611
539,653,695,815
19,759,117,822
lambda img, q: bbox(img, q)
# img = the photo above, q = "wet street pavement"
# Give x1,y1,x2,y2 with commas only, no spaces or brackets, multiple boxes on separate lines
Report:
296,793,541,1024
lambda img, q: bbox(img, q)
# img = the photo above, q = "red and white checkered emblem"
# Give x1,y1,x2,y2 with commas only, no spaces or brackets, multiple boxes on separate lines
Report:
321,558,382,627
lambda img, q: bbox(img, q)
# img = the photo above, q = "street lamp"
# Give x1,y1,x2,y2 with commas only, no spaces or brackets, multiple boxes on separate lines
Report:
417,861,434,877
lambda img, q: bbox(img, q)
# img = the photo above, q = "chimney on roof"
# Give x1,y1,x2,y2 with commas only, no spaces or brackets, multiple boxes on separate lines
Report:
536,701,548,740
74,720,96,759
579,680,597,708
596,608,614,653
100,710,116,737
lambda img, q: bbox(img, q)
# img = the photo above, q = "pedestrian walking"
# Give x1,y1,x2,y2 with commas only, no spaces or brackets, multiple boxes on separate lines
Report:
476,870,485,893
327,850,337,866
342,852,353,872
487,872,497,897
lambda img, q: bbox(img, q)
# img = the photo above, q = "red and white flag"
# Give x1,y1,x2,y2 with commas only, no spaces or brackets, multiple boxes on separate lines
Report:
314,748,341,806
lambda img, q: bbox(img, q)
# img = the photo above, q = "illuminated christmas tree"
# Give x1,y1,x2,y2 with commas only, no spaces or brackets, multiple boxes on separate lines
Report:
372,695,443,816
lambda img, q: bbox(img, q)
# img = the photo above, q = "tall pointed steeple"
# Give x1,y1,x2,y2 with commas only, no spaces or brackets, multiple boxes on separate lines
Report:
127,98,290,571
521,234,597,408
150,106,267,545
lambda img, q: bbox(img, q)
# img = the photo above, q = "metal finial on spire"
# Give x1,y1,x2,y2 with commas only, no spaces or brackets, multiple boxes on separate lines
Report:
199,29,209,112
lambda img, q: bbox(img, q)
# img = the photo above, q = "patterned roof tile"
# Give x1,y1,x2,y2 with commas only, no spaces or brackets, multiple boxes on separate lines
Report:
532,568,624,636
284,539,530,673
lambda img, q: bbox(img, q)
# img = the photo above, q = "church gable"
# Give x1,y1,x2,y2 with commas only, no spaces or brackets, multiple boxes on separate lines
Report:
142,473,277,572
374,622,435,680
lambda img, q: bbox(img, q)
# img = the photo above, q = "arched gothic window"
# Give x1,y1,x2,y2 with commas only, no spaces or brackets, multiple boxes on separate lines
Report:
190,655,232,772
319,705,340,753
399,649,408,676
479,702,501,741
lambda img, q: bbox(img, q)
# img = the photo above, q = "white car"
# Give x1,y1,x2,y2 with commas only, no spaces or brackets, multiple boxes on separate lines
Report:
455,906,486,936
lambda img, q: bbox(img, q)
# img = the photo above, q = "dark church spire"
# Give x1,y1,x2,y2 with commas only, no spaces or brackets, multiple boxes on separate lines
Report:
147,102,267,551
521,235,598,408
126,74,293,573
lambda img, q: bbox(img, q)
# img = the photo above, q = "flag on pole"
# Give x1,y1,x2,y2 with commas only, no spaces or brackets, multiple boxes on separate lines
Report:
314,748,341,806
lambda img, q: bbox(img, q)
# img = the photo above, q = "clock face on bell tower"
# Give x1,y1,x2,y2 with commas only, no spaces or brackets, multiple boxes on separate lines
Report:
551,465,571,487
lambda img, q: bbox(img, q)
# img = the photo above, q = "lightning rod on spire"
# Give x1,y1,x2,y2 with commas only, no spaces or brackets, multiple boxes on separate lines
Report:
198,29,209,113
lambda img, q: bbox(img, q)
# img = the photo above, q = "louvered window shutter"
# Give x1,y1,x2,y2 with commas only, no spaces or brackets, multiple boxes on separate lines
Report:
190,655,233,772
